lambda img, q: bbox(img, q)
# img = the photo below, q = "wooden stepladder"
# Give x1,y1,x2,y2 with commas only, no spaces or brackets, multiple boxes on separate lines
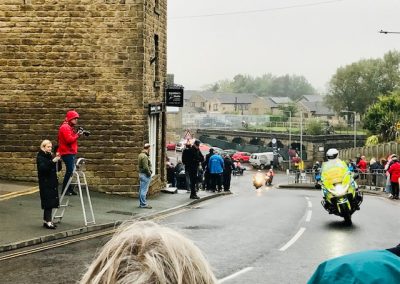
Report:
52,158,95,226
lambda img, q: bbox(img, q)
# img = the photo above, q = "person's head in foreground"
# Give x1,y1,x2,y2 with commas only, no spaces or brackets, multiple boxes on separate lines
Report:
308,243,400,284
80,221,217,284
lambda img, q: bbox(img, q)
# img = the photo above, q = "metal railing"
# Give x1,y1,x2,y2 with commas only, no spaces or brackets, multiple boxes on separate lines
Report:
286,169,387,191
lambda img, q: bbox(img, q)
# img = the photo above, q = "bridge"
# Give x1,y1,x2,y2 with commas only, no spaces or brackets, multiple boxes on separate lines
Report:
196,129,366,166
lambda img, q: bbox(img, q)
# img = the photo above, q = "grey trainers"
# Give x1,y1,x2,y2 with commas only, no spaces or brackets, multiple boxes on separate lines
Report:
139,205,152,209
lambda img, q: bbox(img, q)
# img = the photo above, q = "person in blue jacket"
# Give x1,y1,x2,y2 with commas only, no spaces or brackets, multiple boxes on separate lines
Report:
208,153,224,192
308,244,400,284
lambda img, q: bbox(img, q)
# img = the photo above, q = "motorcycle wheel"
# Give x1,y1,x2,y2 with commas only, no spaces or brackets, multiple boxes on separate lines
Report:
343,214,352,226
260,164,265,170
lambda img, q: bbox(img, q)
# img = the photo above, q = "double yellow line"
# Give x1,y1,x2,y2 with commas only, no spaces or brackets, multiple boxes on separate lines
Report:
0,186,39,201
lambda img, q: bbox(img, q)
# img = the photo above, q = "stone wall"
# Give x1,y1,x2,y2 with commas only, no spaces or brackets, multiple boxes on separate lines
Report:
0,0,167,195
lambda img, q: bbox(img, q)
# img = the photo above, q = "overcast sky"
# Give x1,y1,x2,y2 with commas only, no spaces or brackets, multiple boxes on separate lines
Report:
167,0,400,93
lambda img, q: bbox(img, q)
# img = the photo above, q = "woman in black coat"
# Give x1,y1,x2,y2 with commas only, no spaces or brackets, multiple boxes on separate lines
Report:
36,140,61,229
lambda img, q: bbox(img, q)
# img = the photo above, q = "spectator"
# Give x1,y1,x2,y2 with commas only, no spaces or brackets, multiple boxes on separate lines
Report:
202,148,214,191
369,157,383,186
385,154,396,198
223,155,235,192
312,161,321,181
208,153,224,192
357,155,367,180
166,157,176,187
308,244,400,283
80,221,217,284
138,143,152,209
348,159,357,172
387,154,400,199
182,140,204,199
182,141,193,192
174,161,185,189
36,140,61,229
58,110,83,196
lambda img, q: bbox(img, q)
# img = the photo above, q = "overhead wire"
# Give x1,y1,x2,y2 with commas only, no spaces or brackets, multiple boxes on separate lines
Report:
170,0,345,20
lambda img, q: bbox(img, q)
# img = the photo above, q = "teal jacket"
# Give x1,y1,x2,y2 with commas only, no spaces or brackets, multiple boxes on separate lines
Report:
308,249,400,284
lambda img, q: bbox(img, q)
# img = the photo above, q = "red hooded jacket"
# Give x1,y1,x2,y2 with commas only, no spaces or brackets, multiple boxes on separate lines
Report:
388,161,400,183
58,111,79,155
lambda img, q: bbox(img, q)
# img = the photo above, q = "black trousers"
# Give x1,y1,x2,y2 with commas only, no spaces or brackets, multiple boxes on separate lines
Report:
223,172,231,190
203,170,212,190
391,182,399,198
188,169,198,197
43,208,52,222
210,173,223,191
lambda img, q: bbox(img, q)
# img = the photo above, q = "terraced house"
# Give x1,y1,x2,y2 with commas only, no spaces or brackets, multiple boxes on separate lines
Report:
0,0,167,195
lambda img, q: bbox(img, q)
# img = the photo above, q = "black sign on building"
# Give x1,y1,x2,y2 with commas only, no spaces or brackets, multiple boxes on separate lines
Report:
165,85,184,107
148,103,164,115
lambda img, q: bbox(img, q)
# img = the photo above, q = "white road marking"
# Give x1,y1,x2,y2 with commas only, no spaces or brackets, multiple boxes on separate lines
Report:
305,197,310,200
307,200,312,208
306,210,312,222
219,267,254,283
279,227,306,251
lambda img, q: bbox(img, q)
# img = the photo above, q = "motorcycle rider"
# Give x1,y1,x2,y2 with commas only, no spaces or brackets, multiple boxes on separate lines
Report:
320,149,348,184
265,168,274,185
320,148,361,208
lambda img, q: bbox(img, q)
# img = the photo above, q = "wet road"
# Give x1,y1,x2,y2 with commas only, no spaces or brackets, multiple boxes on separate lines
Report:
1,167,399,283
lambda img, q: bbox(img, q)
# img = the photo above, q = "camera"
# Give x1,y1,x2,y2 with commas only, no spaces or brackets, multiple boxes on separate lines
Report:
77,126,91,137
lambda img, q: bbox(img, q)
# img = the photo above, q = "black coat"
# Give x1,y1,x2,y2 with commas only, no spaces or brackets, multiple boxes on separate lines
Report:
223,157,235,175
36,150,60,209
182,146,204,172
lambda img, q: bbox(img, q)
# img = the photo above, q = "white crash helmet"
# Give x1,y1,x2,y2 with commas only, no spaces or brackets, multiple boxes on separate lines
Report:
326,148,339,159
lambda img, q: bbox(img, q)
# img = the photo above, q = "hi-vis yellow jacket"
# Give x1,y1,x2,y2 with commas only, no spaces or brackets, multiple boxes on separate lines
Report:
321,159,349,187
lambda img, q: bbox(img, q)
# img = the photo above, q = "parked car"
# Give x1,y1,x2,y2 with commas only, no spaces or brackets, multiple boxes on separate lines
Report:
249,152,274,169
166,142,176,150
175,142,185,152
250,152,284,169
224,149,238,157
232,152,251,163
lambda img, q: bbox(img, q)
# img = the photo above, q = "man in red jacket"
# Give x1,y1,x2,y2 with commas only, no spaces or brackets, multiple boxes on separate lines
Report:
58,110,82,196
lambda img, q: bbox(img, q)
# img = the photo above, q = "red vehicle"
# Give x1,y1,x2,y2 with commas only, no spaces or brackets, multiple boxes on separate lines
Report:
166,142,176,150
232,152,251,163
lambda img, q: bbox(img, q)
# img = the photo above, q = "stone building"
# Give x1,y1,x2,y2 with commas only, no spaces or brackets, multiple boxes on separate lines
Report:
0,0,167,195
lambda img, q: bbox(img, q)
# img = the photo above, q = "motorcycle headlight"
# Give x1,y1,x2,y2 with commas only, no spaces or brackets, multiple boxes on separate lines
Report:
253,173,265,189
332,184,349,196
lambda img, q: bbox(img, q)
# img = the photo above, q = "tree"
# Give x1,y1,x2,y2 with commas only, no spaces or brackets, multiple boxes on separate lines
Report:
278,103,298,118
306,119,324,135
268,75,316,99
325,50,400,114
363,92,400,142
208,73,316,100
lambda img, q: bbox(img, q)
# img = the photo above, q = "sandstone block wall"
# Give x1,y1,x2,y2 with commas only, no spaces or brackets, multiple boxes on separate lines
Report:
0,0,167,194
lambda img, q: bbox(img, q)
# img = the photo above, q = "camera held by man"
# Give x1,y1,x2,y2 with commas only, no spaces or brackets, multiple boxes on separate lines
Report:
77,126,91,137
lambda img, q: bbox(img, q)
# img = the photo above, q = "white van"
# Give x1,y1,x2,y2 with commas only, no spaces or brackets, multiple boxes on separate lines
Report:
249,152,274,169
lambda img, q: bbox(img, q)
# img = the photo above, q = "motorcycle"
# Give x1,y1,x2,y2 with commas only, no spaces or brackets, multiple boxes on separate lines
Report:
253,171,265,189
318,171,363,225
265,169,274,186
233,161,245,176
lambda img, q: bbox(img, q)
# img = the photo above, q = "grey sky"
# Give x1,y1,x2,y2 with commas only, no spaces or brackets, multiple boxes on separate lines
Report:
167,0,400,92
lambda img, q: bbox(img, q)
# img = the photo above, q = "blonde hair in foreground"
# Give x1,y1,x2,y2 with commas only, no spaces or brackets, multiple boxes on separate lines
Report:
80,221,217,284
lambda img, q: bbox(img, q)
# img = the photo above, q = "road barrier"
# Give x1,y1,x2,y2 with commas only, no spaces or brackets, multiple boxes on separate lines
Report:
286,169,386,192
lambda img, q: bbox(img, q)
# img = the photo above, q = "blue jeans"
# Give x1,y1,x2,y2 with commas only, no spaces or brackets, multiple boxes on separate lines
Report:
139,173,151,207
62,154,76,193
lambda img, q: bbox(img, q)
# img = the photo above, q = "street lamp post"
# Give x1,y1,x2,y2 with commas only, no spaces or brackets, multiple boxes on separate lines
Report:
284,111,292,170
341,110,357,148
300,111,303,161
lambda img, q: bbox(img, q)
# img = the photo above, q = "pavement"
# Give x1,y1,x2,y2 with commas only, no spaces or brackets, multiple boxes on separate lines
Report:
0,179,230,253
